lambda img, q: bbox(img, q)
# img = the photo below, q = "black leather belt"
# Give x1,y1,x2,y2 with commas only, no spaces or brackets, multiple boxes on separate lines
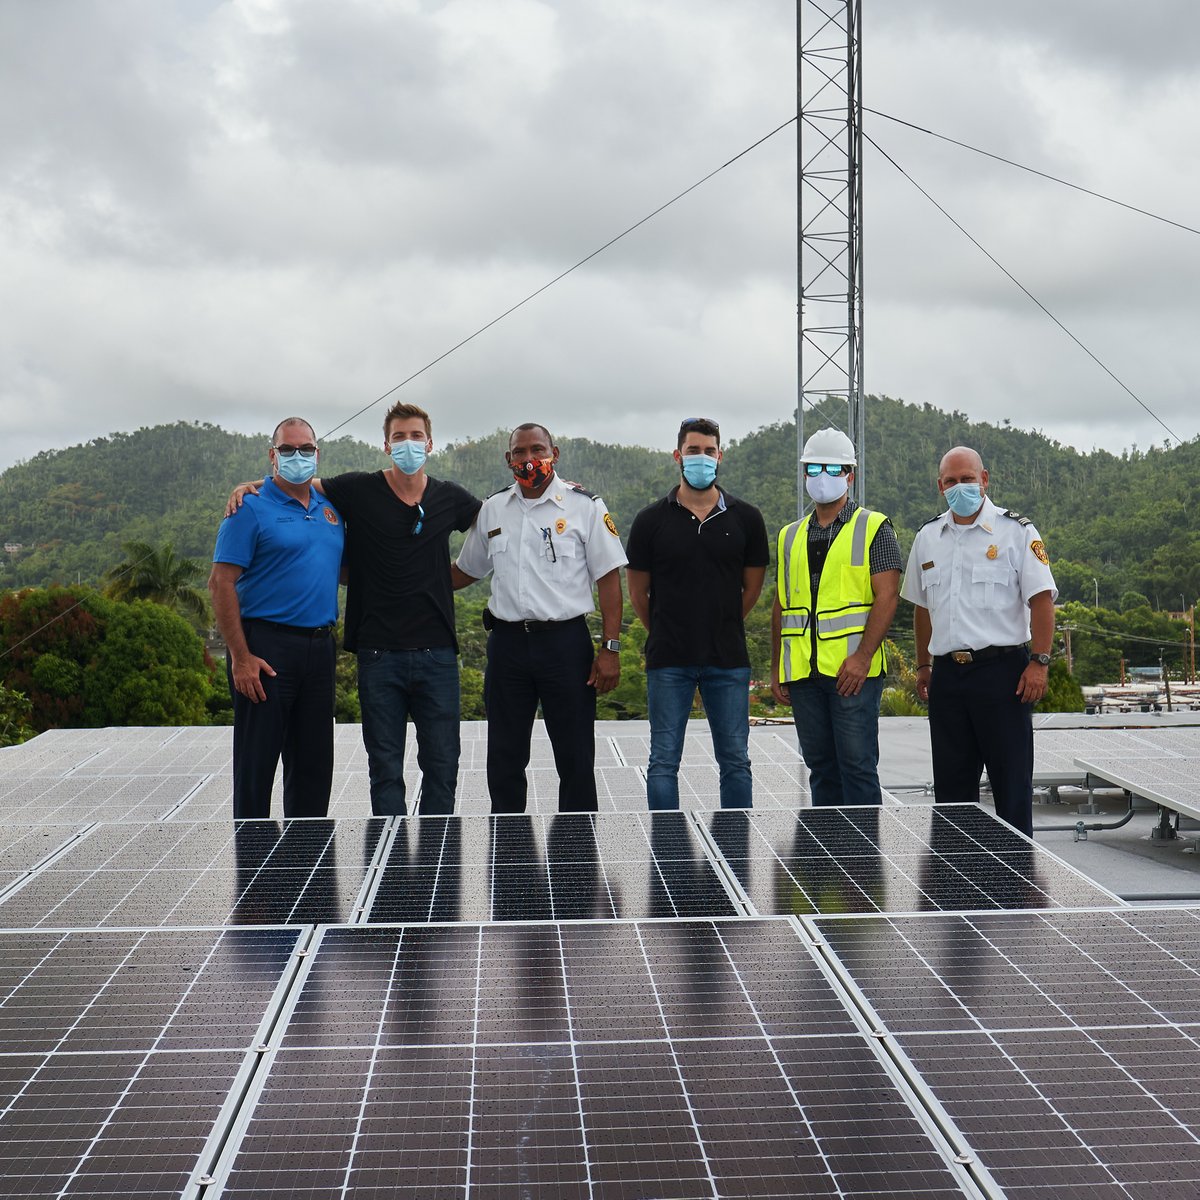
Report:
935,645,1022,665
486,613,586,634
244,618,334,638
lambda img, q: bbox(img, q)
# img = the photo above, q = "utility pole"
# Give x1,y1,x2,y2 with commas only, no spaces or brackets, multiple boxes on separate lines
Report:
1063,625,1073,675
798,0,864,516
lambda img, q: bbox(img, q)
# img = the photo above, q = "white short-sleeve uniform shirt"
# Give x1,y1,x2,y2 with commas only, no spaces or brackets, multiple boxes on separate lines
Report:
456,473,628,622
901,496,1057,656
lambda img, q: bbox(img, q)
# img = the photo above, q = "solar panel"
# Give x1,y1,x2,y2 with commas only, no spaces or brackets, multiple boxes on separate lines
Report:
0,926,302,1200
0,773,207,823
0,823,87,893
704,804,1121,916
204,918,977,1198
813,906,1200,1199
0,819,386,927
1076,756,1200,822
366,812,742,923
174,771,382,821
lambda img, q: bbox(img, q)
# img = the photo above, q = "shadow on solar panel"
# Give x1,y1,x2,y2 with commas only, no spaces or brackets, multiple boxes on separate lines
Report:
367,812,739,923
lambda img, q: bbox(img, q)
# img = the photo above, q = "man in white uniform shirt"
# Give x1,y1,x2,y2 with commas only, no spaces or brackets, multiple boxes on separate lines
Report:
902,446,1056,837
453,423,627,813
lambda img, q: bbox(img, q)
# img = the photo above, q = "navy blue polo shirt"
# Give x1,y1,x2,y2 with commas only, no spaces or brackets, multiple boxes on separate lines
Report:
213,478,344,626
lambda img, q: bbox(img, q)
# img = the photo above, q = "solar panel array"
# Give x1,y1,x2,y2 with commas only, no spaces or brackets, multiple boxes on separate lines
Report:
0,721,1197,1198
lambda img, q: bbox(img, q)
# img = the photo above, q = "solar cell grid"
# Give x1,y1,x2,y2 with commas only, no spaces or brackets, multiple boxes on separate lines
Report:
0,773,207,823
0,818,385,927
0,1048,245,1199
366,812,740,924
812,907,1200,1200
212,918,973,1199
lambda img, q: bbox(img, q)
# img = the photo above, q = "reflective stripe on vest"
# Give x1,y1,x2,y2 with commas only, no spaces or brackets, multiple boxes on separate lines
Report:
776,506,889,681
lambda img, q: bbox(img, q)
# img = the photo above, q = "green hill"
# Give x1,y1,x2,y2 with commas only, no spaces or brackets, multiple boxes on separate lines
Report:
1,399,1197,608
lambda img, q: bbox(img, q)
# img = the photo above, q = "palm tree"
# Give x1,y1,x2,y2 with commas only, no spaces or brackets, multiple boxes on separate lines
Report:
104,541,209,626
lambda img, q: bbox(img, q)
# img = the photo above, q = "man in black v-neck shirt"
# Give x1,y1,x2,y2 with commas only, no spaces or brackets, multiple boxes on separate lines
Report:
626,417,769,809
228,402,480,815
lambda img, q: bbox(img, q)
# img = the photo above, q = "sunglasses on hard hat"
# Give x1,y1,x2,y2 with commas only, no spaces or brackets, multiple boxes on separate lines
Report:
804,462,850,477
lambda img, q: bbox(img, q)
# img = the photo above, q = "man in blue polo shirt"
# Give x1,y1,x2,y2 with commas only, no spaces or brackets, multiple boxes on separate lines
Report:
209,417,345,818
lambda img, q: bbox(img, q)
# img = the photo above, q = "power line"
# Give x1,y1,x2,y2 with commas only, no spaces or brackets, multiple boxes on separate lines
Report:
864,107,1200,238
1060,621,1190,649
864,130,1184,447
322,114,798,441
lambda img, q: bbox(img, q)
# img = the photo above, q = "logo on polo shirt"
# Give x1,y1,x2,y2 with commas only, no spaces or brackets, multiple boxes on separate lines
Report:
323,508,339,526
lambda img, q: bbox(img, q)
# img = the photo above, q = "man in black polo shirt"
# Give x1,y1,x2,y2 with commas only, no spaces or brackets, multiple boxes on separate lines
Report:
626,417,769,809
228,401,480,815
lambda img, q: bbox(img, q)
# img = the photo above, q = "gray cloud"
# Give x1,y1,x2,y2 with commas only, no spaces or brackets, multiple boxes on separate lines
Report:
0,0,1196,477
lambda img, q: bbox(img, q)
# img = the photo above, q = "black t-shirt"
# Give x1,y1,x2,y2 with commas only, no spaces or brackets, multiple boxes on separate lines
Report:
626,486,770,670
319,472,481,653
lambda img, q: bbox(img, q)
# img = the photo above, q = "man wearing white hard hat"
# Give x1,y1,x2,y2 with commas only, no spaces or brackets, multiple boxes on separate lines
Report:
771,428,901,805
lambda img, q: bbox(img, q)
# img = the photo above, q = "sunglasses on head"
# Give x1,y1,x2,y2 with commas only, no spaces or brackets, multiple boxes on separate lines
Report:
679,417,719,433
804,462,851,477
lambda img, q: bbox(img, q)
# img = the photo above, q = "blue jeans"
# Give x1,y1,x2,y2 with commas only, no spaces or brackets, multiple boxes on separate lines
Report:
788,674,884,806
646,666,752,810
357,647,461,816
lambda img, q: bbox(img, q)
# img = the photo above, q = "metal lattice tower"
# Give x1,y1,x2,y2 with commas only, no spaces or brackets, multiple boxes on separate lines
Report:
797,0,864,515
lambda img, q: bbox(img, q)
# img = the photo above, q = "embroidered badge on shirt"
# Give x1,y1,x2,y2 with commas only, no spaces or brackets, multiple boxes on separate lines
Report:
1030,539,1049,565
986,544,998,559
323,508,338,525
555,518,567,535
603,513,619,537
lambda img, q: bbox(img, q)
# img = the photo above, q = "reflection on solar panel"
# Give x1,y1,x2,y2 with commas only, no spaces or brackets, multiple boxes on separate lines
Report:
368,812,740,922
814,907,1200,1198
0,819,385,927
208,919,974,1198
704,804,1120,916
0,927,301,1200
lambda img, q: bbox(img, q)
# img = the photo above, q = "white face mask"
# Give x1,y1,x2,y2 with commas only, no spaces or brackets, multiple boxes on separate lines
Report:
805,473,849,505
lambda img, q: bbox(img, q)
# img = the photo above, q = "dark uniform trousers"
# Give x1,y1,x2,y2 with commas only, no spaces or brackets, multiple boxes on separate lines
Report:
484,617,598,814
927,648,1034,838
230,621,336,819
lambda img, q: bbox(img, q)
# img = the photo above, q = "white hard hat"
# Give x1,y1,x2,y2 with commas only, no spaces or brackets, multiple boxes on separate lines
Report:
800,427,856,465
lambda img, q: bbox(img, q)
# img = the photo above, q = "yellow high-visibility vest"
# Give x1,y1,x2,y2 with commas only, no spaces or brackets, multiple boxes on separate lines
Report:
776,507,888,681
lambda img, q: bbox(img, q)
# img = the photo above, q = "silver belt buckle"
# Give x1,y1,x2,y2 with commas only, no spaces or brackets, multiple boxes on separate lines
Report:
951,650,973,664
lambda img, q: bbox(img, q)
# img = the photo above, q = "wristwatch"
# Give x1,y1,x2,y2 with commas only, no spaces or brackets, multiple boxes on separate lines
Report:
1030,652,1051,666
601,639,621,653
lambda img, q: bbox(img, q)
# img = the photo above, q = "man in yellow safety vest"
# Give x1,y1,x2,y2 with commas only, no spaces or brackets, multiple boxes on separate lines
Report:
770,428,901,806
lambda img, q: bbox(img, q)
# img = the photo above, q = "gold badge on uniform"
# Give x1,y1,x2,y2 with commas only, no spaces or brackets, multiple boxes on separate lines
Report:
986,544,998,560
323,508,339,525
603,512,619,537
1030,539,1049,565
555,518,567,535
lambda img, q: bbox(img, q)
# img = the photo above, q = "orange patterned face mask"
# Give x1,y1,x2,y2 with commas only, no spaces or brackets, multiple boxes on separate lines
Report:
510,457,555,488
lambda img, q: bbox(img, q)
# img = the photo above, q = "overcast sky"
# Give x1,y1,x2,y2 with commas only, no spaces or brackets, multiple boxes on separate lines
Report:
2,0,1197,474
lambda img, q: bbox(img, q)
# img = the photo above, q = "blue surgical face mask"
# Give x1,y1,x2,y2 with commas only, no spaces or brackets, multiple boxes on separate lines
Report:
805,472,848,505
276,451,316,484
390,440,427,475
680,454,718,489
944,482,983,518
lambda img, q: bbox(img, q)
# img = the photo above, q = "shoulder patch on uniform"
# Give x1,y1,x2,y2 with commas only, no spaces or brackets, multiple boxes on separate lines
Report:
564,480,596,499
603,512,619,537
1002,509,1032,526
1030,539,1049,565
